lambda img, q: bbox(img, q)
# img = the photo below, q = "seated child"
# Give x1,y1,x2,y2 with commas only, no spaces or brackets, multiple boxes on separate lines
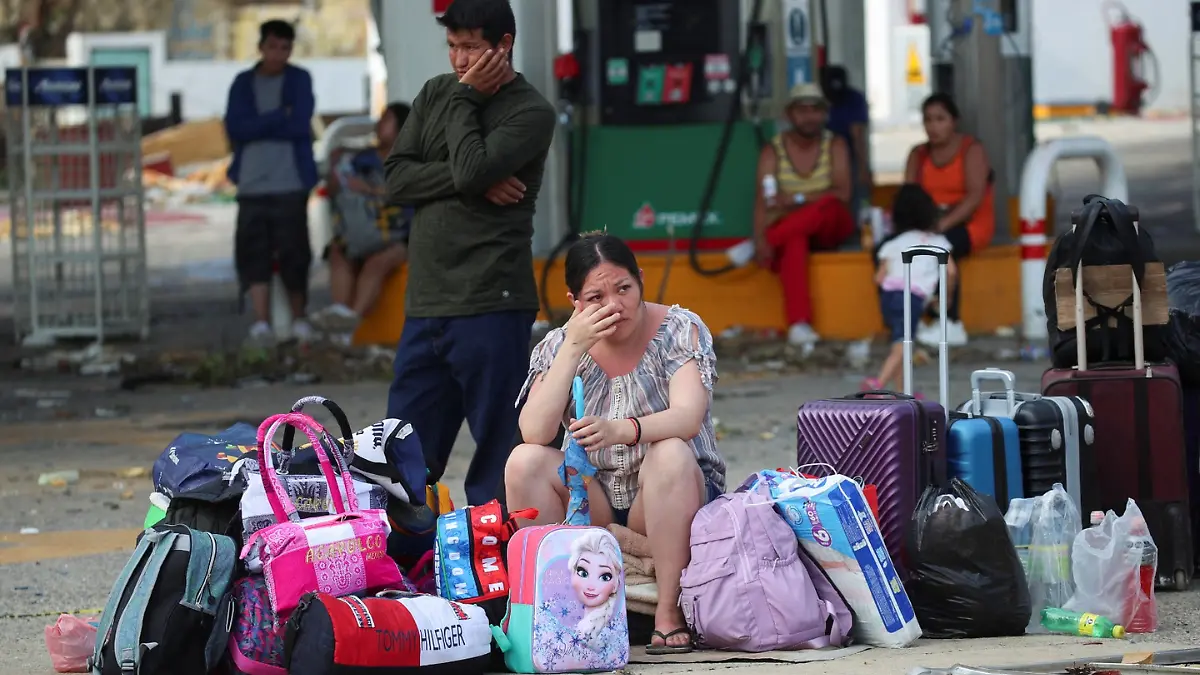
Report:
862,184,957,394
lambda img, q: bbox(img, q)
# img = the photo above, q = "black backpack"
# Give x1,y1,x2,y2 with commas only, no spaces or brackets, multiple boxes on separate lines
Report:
1043,194,1167,368
90,523,238,675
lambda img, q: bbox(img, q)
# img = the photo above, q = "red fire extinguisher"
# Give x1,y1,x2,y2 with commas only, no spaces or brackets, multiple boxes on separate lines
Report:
1107,1,1156,116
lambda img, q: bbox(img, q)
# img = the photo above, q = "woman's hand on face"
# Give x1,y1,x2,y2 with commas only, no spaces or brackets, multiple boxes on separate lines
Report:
564,303,622,352
569,416,635,450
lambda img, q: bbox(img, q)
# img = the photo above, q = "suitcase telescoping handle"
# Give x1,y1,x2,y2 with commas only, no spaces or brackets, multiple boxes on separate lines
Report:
969,368,1017,416
1067,199,1145,371
901,245,950,415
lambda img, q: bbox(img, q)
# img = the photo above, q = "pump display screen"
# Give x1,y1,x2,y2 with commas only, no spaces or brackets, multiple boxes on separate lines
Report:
626,2,720,56
592,0,743,126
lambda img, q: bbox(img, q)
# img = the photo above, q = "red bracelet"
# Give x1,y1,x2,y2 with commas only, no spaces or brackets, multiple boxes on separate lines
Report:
627,417,642,446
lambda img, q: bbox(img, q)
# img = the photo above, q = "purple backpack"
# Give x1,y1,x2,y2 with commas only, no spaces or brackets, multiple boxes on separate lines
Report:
679,474,854,652
227,576,287,675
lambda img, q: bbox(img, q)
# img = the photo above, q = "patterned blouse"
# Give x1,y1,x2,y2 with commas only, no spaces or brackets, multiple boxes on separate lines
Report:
517,305,726,510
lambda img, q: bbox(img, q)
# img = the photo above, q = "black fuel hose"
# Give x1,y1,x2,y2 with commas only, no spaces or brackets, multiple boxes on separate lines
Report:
655,0,768,302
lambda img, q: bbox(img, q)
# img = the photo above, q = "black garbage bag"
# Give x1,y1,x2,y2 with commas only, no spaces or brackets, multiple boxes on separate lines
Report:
904,479,1031,638
1165,261,1200,387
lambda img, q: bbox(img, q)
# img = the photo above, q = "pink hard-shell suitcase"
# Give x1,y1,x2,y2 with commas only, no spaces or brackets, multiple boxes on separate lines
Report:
796,245,950,573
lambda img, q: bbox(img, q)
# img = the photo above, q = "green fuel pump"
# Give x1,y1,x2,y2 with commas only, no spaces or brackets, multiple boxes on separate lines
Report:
575,0,770,261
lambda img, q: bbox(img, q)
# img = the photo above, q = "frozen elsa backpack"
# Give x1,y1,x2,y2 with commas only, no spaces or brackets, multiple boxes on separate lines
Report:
491,525,629,673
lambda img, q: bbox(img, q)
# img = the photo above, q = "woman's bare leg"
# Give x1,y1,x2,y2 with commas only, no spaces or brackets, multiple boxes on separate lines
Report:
327,244,356,309
626,438,705,649
352,243,407,317
504,444,615,528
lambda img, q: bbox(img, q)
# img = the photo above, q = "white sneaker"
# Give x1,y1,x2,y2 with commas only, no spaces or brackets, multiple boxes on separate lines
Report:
326,303,357,319
311,305,360,333
944,320,968,346
291,319,316,343
787,322,820,346
246,320,273,346
916,320,968,347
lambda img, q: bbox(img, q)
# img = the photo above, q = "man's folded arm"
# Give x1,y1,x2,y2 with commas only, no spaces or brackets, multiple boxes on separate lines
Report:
444,87,557,195
384,83,459,206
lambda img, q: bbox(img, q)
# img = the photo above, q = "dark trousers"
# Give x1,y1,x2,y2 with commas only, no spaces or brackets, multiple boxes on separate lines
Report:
387,310,536,506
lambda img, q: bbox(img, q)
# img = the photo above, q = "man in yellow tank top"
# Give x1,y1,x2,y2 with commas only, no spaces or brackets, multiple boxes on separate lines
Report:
754,83,855,347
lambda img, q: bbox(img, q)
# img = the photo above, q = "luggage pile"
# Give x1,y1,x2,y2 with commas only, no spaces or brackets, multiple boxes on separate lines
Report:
85,396,500,675
80,383,640,675
778,196,1190,639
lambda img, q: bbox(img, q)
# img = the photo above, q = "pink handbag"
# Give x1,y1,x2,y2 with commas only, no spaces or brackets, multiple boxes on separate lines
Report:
241,412,404,619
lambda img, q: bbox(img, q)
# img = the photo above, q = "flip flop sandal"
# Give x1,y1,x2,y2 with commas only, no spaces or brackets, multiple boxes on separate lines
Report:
645,628,694,655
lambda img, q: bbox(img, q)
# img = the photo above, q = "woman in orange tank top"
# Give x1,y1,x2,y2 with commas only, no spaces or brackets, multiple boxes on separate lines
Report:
902,93,995,346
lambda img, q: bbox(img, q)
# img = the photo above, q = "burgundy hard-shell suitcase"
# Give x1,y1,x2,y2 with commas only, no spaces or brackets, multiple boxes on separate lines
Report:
796,245,950,572
1040,200,1192,590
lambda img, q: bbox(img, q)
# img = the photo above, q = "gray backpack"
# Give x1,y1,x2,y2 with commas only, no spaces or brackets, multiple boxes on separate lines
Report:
333,157,411,260
334,190,390,260
91,523,238,675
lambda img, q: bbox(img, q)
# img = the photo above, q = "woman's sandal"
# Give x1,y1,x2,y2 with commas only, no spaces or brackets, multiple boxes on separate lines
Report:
645,628,694,655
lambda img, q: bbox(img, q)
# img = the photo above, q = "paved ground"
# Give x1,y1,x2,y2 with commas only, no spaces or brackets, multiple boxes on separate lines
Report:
2,118,1200,673
3,362,1199,674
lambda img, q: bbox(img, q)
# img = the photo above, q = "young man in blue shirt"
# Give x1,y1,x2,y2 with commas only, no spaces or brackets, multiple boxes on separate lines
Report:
223,20,318,343
821,65,873,211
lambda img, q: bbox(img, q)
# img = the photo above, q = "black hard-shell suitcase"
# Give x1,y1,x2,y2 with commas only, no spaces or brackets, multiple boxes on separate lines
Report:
958,370,1100,522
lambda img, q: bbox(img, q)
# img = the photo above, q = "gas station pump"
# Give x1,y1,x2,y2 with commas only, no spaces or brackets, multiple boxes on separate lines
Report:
570,0,772,261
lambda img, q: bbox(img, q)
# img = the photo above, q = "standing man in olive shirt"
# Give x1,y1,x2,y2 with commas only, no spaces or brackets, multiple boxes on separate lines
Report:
384,0,556,506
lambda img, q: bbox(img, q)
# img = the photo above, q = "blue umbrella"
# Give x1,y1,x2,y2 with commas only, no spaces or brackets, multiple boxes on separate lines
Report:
559,376,597,526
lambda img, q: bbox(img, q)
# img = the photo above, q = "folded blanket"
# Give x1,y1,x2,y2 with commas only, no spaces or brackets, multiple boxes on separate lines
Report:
625,573,655,587
609,523,661,617
625,554,654,578
608,524,654,576
627,598,657,617
625,581,659,606
607,523,652,557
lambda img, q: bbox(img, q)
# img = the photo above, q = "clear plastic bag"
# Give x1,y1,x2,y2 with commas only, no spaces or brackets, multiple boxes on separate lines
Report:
1064,499,1157,631
44,614,98,673
1004,483,1081,633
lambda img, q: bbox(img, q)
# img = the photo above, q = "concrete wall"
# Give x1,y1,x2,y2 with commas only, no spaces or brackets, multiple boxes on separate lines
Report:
1032,0,1189,112
63,31,368,120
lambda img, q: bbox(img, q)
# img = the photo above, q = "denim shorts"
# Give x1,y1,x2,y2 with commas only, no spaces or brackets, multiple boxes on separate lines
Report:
611,479,724,528
879,289,925,344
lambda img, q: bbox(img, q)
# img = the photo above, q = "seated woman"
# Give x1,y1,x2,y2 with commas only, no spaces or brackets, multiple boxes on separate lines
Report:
506,233,727,656
312,102,413,335
904,93,995,347
754,82,856,348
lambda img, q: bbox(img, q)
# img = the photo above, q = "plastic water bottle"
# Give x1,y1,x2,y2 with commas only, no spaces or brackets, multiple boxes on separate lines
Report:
726,239,756,268
1041,608,1126,638
1124,516,1158,633
1005,499,1033,577
1090,511,1104,526
762,175,778,207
